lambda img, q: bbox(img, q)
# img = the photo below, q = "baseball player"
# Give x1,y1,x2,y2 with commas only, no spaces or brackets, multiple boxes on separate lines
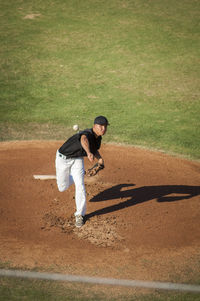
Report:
55,116,109,228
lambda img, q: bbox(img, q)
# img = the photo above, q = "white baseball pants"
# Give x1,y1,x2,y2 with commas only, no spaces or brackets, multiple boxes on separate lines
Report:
55,151,86,217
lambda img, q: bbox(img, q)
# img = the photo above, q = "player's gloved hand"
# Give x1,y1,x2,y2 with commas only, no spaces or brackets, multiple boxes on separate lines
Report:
86,163,104,177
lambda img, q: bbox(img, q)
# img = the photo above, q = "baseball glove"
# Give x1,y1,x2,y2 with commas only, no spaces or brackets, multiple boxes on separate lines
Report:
86,163,104,177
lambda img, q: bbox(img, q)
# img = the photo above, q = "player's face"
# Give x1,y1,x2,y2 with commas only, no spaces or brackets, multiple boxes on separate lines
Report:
94,124,107,136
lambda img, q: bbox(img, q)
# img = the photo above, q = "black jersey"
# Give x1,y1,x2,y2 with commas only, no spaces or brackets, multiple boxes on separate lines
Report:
59,128,102,158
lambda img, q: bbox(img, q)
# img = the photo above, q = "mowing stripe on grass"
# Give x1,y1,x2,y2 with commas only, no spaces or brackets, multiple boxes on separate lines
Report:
0,269,200,293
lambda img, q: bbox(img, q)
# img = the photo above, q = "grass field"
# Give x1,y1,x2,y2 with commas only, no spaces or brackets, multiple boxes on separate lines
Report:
1,276,200,301
0,0,199,159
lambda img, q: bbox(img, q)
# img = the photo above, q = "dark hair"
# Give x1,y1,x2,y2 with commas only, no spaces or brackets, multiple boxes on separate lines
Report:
94,116,109,125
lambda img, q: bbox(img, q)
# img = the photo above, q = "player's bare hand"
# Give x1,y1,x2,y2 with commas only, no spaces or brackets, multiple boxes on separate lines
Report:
87,152,94,162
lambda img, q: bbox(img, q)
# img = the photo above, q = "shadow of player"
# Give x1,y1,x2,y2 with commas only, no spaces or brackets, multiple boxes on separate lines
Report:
86,184,200,219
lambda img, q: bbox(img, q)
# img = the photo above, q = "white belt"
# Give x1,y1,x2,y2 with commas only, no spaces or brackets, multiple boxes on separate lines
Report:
58,152,68,160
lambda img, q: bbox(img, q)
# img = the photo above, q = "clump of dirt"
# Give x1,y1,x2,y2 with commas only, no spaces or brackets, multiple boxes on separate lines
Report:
42,212,122,247
41,213,70,231
24,14,41,19
74,215,123,247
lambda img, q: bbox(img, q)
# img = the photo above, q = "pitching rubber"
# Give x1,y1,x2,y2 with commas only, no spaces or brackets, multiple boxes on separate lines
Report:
33,175,56,180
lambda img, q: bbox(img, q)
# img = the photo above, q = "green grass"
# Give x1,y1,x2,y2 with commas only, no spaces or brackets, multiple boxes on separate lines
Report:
1,276,200,301
0,0,199,159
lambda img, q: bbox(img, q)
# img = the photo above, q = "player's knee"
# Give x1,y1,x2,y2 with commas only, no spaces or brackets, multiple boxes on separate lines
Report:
58,187,65,192
57,184,67,192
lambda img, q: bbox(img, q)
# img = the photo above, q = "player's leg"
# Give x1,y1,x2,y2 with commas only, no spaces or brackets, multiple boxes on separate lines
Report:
55,151,74,192
71,157,86,217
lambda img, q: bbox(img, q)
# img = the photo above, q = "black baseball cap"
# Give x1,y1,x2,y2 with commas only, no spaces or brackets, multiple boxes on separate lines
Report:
94,116,110,125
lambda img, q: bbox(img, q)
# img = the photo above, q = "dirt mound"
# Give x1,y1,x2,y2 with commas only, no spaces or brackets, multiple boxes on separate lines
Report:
42,211,122,247
0,141,200,282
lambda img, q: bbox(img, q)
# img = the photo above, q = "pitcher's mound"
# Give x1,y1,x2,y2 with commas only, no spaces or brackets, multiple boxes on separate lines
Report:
0,141,199,282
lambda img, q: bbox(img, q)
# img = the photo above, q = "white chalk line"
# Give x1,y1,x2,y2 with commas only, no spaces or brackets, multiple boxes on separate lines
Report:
0,269,200,293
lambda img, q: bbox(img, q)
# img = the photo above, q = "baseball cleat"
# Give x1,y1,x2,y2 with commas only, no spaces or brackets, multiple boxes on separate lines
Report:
75,215,84,228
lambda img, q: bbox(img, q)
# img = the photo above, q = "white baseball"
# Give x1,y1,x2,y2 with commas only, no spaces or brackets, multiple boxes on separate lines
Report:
73,124,79,131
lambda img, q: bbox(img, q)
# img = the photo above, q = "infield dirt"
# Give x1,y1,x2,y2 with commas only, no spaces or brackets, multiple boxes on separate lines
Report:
0,141,200,283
